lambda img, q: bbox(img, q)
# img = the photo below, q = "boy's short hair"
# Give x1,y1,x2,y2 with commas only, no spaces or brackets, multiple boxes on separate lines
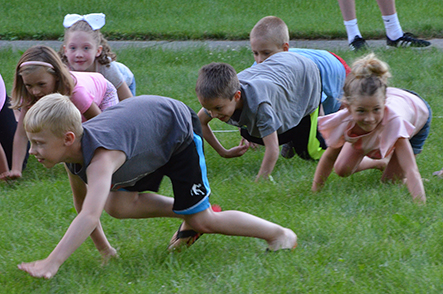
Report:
195,62,240,101
250,16,290,46
24,93,83,138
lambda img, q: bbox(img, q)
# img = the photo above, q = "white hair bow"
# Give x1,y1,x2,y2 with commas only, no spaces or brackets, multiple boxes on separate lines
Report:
63,13,106,30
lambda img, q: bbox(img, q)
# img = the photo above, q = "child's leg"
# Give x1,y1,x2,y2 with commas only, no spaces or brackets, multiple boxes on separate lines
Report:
380,150,406,183
334,142,366,177
104,190,178,219
355,156,389,173
182,208,297,251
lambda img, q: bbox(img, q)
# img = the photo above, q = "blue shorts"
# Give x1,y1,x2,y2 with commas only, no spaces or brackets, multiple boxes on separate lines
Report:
405,90,432,155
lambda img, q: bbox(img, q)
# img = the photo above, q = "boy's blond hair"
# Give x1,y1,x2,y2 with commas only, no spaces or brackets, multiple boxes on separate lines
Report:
24,93,83,138
195,62,240,101
250,16,290,47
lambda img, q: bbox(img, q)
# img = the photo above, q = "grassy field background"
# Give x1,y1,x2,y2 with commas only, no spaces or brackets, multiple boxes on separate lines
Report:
0,0,442,40
2,1,443,293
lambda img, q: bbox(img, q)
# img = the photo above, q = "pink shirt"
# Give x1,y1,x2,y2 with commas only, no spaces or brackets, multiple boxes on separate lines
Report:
318,88,429,159
70,71,117,121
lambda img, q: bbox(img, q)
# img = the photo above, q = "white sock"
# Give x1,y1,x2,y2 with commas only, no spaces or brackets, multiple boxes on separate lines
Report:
344,19,362,44
382,13,403,40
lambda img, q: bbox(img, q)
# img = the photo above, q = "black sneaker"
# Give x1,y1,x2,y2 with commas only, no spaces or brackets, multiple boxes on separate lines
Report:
349,35,369,51
387,32,431,48
281,142,295,159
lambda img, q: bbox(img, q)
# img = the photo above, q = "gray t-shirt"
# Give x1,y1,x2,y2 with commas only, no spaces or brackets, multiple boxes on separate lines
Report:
96,60,134,89
229,52,321,138
66,95,194,189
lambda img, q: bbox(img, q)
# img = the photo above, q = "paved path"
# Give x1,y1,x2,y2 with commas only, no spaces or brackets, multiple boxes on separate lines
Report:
0,39,442,51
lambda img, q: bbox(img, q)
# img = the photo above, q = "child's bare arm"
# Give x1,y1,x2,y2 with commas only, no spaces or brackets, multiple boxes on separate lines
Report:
197,108,248,158
312,147,341,191
393,138,426,203
116,82,132,101
256,131,279,181
83,102,102,121
2,110,28,180
18,148,126,279
65,165,117,257
0,144,8,174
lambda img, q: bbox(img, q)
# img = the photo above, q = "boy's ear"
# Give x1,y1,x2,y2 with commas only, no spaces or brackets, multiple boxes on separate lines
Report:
96,45,103,57
283,42,290,52
233,90,242,102
64,131,76,146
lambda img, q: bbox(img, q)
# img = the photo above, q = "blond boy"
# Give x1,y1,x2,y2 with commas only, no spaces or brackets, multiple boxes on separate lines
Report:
18,94,296,279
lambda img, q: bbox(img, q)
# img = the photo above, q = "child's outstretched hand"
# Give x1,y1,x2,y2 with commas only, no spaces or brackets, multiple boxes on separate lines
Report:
0,170,22,181
18,258,60,279
223,138,250,158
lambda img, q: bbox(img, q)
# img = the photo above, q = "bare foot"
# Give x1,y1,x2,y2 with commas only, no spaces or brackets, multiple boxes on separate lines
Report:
433,169,443,178
267,228,297,251
17,258,60,279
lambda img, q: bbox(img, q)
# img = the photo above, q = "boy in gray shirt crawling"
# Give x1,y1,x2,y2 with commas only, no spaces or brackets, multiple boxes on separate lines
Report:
18,93,297,279
196,52,326,182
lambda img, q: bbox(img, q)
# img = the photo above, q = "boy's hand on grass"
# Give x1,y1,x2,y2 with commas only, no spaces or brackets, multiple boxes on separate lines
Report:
17,258,60,279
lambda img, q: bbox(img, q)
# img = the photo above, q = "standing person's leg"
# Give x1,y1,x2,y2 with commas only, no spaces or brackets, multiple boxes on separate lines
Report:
337,0,368,50
377,0,431,47
377,0,403,41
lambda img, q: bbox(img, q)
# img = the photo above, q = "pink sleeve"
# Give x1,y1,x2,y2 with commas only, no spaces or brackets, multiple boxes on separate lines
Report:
0,74,6,110
379,116,415,157
318,110,352,148
70,85,94,114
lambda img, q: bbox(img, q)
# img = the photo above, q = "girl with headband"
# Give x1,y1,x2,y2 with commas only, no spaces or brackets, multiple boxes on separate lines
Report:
58,13,136,100
0,45,118,181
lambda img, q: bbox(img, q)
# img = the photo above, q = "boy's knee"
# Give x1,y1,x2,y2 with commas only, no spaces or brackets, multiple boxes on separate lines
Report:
184,214,213,233
104,202,125,219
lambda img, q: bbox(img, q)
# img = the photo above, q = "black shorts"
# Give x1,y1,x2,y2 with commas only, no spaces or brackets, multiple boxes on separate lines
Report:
121,108,211,215
240,111,327,160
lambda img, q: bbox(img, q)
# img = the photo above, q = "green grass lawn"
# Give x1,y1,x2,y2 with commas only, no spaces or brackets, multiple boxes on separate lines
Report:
2,45,443,293
1,0,442,40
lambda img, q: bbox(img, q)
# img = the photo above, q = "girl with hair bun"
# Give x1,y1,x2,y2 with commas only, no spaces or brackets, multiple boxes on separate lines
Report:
312,53,431,203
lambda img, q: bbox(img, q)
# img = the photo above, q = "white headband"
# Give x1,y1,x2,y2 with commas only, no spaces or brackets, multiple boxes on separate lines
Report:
63,13,106,30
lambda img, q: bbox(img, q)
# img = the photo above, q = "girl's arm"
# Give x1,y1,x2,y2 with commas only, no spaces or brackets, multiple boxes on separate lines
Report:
312,146,342,191
388,138,426,203
256,131,279,181
2,109,29,180
116,82,132,101
197,108,249,158
83,102,102,121
0,144,8,174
